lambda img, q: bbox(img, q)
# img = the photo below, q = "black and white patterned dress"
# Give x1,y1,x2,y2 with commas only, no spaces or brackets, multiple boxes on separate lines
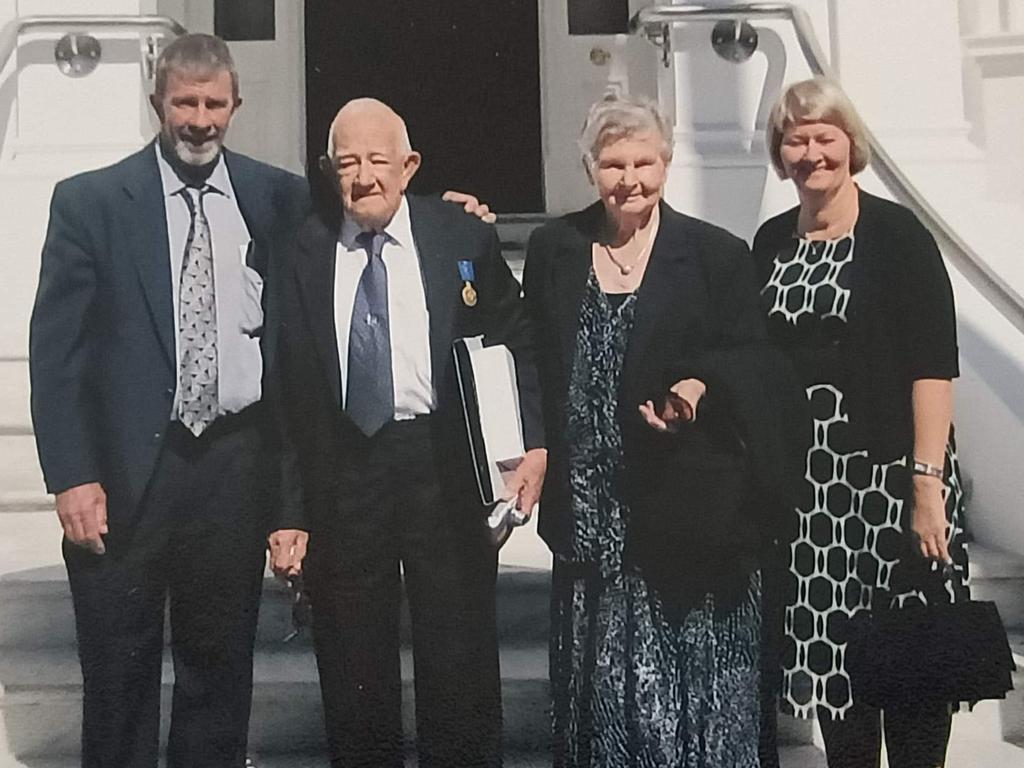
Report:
550,272,761,766
760,234,970,720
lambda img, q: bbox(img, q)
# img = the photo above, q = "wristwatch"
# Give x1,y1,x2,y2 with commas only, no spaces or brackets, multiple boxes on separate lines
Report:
911,459,945,480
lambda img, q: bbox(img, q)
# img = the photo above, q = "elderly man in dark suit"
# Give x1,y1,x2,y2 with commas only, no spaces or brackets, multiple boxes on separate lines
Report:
29,33,309,767
278,97,546,768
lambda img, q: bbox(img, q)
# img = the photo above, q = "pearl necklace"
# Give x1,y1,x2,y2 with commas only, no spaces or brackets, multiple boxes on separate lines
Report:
602,226,656,275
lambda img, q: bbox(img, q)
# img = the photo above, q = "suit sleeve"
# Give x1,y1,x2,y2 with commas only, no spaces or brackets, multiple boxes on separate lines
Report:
29,181,102,494
475,225,545,451
664,234,768,392
270,270,307,532
265,201,308,532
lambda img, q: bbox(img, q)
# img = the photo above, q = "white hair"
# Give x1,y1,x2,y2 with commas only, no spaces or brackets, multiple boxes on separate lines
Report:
578,94,674,171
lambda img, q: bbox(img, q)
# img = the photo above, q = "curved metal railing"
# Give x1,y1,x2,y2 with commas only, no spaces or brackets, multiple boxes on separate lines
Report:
0,15,186,81
632,2,1024,335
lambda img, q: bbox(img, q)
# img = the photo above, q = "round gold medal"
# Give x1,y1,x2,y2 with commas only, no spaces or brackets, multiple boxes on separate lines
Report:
462,282,478,307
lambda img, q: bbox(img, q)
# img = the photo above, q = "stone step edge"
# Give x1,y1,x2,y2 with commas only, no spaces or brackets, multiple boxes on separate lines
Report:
969,542,1024,580
0,645,550,697
0,492,52,513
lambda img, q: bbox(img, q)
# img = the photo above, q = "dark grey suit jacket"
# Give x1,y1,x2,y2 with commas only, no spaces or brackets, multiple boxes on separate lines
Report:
29,141,309,532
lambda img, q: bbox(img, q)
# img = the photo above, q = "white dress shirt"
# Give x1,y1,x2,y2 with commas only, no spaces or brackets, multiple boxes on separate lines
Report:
334,196,434,419
156,145,263,418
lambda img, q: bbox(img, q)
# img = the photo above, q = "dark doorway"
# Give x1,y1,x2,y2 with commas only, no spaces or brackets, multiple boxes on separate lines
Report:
305,0,544,213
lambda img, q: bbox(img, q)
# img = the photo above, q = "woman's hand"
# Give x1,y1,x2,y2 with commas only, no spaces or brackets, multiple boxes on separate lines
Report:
639,378,706,432
911,475,951,563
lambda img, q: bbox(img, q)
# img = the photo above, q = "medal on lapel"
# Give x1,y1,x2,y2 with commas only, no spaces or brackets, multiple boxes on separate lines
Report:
458,259,478,307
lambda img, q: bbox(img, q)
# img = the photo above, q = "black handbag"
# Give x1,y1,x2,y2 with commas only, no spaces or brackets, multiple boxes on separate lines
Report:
846,568,1016,707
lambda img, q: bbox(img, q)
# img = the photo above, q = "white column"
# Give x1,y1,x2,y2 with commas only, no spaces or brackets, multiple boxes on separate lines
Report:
655,0,832,239
959,0,1007,35
12,0,155,168
828,0,984,202
1007,0,1024,32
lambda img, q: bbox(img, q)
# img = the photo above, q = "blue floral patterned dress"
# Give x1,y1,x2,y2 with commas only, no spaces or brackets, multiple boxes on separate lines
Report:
550,271,761,768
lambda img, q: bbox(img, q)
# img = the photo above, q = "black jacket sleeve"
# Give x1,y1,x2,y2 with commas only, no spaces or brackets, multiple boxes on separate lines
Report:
29,180,102,495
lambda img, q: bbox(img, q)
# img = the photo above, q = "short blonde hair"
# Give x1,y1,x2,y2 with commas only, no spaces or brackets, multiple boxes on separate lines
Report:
578,93,674,172
767,77,871,178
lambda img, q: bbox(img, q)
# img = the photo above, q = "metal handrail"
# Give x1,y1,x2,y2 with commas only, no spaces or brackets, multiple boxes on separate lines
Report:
0,14,186,79
632,3,1024,335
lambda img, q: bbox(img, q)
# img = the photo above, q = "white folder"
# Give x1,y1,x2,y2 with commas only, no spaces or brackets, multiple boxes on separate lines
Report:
452,336,525,506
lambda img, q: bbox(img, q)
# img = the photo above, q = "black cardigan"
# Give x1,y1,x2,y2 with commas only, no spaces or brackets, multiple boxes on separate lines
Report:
524,201,808,595
752,189,959,462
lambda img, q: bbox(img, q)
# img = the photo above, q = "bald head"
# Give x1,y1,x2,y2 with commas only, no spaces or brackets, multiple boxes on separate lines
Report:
327,98,412,158
323,98,421,230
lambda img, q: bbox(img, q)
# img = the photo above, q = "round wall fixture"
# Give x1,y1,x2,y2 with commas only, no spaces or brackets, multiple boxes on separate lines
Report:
711,20,758,63
54,33,102,77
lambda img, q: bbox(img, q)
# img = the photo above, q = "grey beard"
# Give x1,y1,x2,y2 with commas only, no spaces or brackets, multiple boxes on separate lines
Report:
172,137,222,167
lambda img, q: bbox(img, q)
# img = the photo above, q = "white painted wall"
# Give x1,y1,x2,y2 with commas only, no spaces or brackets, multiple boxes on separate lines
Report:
0,0,1022,559
658,0,833,240
649,0,1024,557
538,0,658,214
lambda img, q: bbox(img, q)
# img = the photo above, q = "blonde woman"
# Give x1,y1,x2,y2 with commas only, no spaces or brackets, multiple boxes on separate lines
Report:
753,78,968,768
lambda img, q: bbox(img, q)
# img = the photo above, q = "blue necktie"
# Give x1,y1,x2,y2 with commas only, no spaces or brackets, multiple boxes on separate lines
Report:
346,231,393,436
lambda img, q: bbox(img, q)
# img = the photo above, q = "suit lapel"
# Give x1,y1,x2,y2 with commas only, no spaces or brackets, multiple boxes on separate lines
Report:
622,204,701,395
122,143,175,369
550,216,595,383
407,195,460,386
295,215,342,405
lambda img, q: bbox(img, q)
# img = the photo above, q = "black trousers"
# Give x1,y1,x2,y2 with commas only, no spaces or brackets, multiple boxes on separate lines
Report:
64,416,269,768
758,542,788,768
818,701,952,768
306,417,502,768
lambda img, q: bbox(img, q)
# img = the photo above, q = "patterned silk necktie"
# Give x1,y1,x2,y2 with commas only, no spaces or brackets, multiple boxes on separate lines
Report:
345,231,394,437
177,185,219,437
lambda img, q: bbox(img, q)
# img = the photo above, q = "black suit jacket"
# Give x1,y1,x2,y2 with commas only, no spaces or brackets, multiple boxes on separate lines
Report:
278,194,543,530
524,201,807,589
29,141,309,532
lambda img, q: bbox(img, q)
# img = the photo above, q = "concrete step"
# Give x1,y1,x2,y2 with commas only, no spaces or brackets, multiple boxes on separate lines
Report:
0,645,549,760
0,567,551,650
496,213,548,279
0,359,31,432
0,435,48,511
0,746,832,768
969,542,1024,631
0,513,61,576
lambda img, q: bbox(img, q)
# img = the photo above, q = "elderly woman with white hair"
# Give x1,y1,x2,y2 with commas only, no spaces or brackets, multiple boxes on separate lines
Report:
523,94,804,767
753,77,969,768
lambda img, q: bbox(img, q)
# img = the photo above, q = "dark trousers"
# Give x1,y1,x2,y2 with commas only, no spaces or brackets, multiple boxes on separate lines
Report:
64,418,269,768
818,701,952,768
758,543,788,768
306,417,502,768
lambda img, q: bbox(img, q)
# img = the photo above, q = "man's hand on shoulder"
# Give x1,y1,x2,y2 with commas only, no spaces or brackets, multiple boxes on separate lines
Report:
442,191,496,224
56,482,108,555
268,528,309,580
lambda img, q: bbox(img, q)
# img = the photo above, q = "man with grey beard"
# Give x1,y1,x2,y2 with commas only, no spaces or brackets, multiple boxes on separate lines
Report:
29,33,309,767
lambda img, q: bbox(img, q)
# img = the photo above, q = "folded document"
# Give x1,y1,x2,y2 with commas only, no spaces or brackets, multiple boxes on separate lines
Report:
452,336,526,507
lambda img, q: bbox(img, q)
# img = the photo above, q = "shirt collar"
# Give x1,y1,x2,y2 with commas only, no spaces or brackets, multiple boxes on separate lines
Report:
339,195,413,251
155,142,232,199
